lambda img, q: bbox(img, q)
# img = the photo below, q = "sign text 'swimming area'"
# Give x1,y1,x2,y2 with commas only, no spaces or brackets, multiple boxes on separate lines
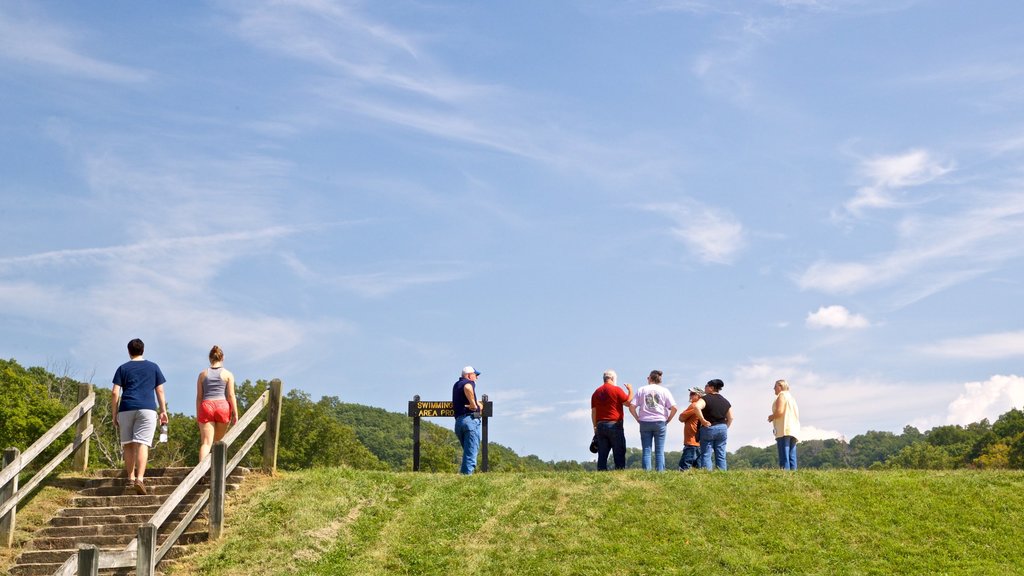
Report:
408,401,455,418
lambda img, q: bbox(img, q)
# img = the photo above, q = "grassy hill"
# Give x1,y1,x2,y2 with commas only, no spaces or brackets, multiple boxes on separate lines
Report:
168,468,1024,575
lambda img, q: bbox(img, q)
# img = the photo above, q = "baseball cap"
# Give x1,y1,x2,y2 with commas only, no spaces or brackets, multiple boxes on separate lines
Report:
462,365,481,376
688,386,705,397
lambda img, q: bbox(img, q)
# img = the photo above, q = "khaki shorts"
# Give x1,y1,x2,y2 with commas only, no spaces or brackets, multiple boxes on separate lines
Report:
117,409,157,446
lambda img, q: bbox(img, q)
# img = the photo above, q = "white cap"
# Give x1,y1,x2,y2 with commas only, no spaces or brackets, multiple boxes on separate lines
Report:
462,365,481,376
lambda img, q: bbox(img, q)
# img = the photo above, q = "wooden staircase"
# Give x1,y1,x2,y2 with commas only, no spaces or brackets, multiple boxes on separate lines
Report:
10,467,247,576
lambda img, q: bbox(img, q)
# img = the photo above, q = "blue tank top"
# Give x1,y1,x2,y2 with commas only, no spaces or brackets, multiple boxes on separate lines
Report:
202,367,227,400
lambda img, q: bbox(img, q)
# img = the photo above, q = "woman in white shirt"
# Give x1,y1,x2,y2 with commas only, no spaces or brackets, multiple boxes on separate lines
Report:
629,370,678,471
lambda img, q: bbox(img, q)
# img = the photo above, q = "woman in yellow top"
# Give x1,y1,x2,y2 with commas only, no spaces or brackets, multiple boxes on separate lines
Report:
767,379,800,470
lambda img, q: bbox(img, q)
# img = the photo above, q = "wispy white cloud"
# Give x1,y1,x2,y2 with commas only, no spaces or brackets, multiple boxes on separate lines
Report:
799,192,1024,296
0,228,297,272
282,254,469,299
842,149,953,216
643,200,746,264
918,331,1024,360
0,4,149,83
806,305,869,329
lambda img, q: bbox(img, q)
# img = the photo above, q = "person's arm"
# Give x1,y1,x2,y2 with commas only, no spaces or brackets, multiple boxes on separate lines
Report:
768,394,783,423
666,404,678,425
592,406,598,431
696,399,711,427
111,384,121,428
463,383,480,412
725,407,734,428
224,369,238,425
196,371,205,419
623,383,635,404
156,384,168,424
679,404,695,423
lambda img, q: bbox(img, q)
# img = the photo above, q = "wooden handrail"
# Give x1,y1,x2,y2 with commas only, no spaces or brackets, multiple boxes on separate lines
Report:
0,392,94,489
0,425,93,520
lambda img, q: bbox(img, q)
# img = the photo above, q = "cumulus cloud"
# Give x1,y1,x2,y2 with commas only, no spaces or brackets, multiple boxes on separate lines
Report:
944,375,1024,425
643,200,746,264
806,305,870,329
843,149,953,216
918,331,1024,359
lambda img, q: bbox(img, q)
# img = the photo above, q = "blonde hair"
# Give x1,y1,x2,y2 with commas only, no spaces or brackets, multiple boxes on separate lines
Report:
209,345,224,363
775,379,790,391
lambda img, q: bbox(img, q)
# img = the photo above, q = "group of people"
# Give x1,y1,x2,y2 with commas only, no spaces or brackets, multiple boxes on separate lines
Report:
111,338,238,494
590,370,801,471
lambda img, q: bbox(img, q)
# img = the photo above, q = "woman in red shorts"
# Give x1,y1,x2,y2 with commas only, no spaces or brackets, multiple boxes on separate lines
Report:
196,345,238,461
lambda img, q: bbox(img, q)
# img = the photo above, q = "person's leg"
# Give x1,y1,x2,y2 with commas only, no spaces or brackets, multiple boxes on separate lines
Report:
454,417,469,474
595,424,612,471
776,437,789,470
135,443,149,482
654,421,667,471
122,442,138,482
699,435,713,470
639,422,654,471
682,446,699,470
463,418,480,474
611,423,627,470
198,421,216,461
788,437,798,470
713,425,728,471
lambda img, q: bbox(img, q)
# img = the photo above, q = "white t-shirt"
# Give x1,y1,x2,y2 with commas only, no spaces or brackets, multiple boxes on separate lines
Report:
631,384,677,422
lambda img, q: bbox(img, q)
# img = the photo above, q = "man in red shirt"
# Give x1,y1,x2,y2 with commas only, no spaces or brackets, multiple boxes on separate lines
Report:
591,369,635,470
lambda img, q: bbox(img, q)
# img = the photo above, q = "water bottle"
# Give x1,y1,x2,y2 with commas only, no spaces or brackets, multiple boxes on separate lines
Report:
159,424,168,443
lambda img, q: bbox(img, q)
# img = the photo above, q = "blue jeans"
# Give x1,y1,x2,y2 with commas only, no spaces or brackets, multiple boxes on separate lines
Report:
639,420,668,471
595,421,626,470
776,436,797,470
678,445,700,470
454,414,480,475
700,424,729,470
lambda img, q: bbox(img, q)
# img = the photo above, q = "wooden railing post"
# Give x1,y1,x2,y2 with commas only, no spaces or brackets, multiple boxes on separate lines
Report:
78,544,99,576
137,523,157,576
73,384,93,472
1,448,20,547
262,379,283,474
210,441,226,540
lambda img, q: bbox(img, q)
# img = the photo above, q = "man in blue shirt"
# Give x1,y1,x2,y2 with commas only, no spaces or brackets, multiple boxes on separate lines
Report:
112,338,169,495
452,365,482,475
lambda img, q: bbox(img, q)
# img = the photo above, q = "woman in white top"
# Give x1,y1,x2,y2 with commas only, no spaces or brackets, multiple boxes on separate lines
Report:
768,379,800,470
629,370,678,471
196,345,238,462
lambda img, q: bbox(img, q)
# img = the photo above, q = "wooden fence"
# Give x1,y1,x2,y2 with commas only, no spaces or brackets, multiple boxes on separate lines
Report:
1,384,94,547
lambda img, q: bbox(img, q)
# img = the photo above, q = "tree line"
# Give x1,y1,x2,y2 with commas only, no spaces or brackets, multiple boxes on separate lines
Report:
4,358,1023,473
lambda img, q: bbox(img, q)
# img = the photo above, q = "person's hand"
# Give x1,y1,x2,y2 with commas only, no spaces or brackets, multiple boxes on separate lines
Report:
767,414,774,423
159,411,169,424
113,417,119,429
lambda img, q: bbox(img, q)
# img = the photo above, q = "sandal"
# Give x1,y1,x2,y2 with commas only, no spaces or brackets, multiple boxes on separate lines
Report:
134,480,147,496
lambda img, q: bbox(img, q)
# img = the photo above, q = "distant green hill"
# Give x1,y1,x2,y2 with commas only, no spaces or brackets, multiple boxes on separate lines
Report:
174,467,1024,575
324,400,583,472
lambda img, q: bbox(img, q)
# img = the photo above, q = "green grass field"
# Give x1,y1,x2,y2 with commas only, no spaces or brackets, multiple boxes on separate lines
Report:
167,468,1024,576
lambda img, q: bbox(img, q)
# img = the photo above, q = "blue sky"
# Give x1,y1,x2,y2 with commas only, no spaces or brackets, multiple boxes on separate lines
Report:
2,0,1023,462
